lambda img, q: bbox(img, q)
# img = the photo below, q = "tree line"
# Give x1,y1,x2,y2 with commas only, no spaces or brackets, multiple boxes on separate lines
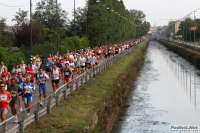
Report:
0,0,150,63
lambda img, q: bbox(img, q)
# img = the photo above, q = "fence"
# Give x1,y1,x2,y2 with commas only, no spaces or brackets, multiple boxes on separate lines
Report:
0,42,142,133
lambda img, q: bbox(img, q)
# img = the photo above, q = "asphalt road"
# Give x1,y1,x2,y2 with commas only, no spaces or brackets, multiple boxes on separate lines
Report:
5,53,109,130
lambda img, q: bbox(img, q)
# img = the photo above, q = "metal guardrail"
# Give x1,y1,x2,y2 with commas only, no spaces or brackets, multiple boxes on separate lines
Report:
0,42,142,133
164,40,200,51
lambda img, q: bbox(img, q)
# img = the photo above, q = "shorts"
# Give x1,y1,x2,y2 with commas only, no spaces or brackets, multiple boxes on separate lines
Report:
81,66,85,68
0,108,8,114
64,76,70,82
18,90,24,97
38,83,46,93
34,73,38,79
52,79,59,84
30,80,34,83
10,98,18,107
46,68,51,72
24,95,32,104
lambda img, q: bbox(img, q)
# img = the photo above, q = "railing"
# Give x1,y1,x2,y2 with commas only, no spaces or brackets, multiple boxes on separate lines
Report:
0,42,142,133
166,39,200,51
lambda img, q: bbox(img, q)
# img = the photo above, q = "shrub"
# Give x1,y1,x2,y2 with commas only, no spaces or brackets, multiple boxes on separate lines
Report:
0,47,26,70
61,36,90,51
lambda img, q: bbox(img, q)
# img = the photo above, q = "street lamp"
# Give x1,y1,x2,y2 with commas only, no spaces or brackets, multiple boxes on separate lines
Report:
192,8,200,47
74,0,76,37
56,0,59,52
30,0,32,59
85,0,87,37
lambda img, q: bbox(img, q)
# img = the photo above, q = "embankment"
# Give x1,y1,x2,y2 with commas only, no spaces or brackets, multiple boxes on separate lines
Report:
25,40,149,133
158,40,200,69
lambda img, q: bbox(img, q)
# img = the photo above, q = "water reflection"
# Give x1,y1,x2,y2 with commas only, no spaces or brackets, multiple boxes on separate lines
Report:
163,48,200,110
113,41,200,133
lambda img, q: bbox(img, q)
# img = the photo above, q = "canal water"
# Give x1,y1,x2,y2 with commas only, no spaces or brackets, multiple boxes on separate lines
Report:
112,41,200,133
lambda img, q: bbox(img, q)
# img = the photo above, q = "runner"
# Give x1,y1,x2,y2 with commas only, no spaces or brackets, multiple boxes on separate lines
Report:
0,82,11,123
62,63,72,87
1,67,11,85
90,54,95,68
69,60,76,79
7,78,21,123
75,58,81,75
12,65,21,78
51,64,60,93
46,58,52,78
16,72,25,112
80,54,86,74
19,60,26,75
23,76,36,116
36,68,49,107
25,64,34,83
86,54,91,69
1,76,8,90
32,62,40,81
59,56,67,72
39,54,44,66
0,62,6,73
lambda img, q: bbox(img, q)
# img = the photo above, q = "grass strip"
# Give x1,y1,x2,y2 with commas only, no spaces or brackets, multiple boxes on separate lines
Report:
25,40,148,133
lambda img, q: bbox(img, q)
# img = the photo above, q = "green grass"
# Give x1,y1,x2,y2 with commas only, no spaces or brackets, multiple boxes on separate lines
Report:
25,40,148,133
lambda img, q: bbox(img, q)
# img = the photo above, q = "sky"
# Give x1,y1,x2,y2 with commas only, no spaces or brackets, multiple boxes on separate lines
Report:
0,0,200,27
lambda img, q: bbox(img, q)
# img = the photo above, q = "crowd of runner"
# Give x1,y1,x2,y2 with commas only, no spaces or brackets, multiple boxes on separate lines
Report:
0,39,143,124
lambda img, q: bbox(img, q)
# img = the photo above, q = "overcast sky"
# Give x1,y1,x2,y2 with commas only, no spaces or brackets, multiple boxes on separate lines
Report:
0,0,200,27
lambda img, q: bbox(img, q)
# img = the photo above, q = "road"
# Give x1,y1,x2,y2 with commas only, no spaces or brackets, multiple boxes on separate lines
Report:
4,49,116,130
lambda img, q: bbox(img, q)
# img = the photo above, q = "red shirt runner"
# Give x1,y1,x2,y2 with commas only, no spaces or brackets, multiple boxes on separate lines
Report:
26,68,34,81
0,91,10,109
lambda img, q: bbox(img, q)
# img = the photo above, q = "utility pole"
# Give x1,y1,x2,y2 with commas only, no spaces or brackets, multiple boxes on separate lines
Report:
183,21,184,42
30,0,32,58
85,0,88,37
74,0,76,36
194,11,196,47
73,0,76,51
56,0,59,52
186,19,187,44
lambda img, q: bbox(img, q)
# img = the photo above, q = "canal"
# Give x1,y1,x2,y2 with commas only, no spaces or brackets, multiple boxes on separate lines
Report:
112,41,200,133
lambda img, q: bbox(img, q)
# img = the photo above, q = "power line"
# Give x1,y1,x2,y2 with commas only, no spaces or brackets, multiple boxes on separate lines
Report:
0,2,29,7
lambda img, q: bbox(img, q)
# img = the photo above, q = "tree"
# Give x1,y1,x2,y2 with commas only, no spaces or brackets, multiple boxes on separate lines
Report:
69,7,88,37
129,9,149,38
41,27,57,43
129,9,146,23
87,0,136,46
0,17,6,31
12,8,29,26
0,17,15,47
13,23,41,47
33,0,69,30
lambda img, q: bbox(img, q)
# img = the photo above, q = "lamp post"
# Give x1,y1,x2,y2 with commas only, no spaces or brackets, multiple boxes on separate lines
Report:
30,0,32,58
194,10,196,47
183,20,184,42
56,0,59,52
85,0,88,37
73,0,76,51
192,8,200,47
74,0,76,37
